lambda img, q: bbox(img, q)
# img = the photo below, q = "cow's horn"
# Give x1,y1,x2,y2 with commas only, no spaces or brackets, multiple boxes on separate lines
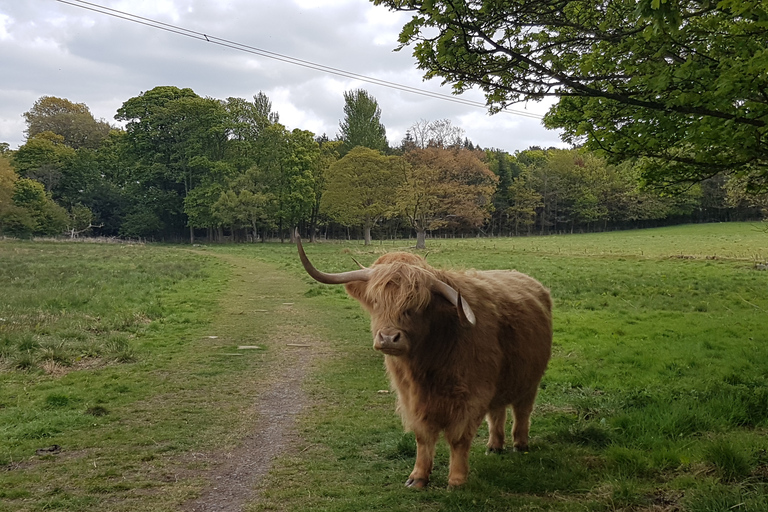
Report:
432,280,477,326
296,234,372,284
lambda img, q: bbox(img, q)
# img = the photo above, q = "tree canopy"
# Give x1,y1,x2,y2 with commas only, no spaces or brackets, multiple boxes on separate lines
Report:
372,0,768,191
2,90,764,242
338,89,388,154
320,146,402,244
398,147,498,248
23,96,112,150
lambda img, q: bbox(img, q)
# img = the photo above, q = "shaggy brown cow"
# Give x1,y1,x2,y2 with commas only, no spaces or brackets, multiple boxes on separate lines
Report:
297,237,552,488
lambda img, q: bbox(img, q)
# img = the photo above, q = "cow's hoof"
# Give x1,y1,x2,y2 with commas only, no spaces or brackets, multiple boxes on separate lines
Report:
405,478,429,489
512,444,529,453
486,446,505,455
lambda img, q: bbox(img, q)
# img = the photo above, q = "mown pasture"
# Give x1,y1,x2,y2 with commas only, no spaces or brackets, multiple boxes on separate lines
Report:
1,222,767,511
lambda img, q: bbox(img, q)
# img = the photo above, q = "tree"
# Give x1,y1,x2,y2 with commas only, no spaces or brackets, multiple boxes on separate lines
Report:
184,182,225,240
397,147,498,248
308,139,342,242
485,149,522,235
725,174,768,219
254,125,320,241
373,0,768,191
23,96,111,150
403,118,466,150
12,132,76,193
224,92,280,171
508,172,543,236
10,178,68,236
206,166,274,242
0,155,29,236
66,204,99,238
116,86,232,242
338,89,388,154
320,146,402,244
212,189,270,242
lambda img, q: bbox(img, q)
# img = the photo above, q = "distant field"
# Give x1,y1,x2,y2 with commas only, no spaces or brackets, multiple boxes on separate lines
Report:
1,222,767,511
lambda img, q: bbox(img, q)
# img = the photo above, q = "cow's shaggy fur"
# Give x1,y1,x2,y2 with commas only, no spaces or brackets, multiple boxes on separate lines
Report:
340,251,553,488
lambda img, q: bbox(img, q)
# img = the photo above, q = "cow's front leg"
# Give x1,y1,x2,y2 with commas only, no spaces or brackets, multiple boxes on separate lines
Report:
445,429,474,487
406,426,438,488
445,417,483,487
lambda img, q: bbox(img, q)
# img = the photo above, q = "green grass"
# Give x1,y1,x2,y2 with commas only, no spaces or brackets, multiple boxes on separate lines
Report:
0,243,211,370
2,222,767,511
237,223,768,511
0,241,232,510
0,240,324,511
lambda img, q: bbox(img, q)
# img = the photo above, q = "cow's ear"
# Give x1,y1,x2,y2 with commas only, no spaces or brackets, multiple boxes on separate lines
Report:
345,282,373,309
456,291,476,326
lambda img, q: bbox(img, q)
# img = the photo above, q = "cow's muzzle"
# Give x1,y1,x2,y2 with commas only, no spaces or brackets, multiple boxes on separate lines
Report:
374,329,407,356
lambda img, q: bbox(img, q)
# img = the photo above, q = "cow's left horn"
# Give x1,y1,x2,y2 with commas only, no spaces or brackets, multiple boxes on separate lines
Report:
432,280,477,326
296,234,372,284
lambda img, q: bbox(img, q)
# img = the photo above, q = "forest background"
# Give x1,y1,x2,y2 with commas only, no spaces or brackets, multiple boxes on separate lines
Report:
0,87,765,248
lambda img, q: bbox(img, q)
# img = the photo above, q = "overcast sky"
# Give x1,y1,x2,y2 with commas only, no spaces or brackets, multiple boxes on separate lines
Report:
0,0,566,153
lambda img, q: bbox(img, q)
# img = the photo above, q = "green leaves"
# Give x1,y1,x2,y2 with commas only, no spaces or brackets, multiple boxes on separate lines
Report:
338,89,389,155
320,146,401,233
376,0,768,191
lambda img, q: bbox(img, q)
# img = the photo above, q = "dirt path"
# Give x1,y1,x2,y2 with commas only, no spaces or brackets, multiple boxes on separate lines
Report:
183,252,324,512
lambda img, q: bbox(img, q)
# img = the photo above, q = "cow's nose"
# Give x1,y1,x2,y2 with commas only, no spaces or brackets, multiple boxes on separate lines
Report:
374,329,407,355
380,331,401,344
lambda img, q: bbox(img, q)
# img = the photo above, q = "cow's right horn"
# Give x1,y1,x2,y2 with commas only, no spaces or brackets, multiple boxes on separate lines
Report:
297,234,372,284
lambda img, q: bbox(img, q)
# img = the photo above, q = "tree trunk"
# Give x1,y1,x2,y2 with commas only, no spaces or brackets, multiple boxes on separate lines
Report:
415,228,427,249
189,225,194,244
363,225,372,245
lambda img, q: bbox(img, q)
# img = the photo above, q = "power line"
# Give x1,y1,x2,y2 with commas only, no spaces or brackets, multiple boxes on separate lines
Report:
53,0,544,120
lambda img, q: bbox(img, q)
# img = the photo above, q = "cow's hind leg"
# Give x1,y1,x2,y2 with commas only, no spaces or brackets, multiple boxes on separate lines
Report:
406,425,438,488
485,406,507,454
510,387,538,452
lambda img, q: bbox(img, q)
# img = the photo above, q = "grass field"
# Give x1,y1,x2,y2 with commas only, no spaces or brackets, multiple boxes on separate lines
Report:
1,222,767,511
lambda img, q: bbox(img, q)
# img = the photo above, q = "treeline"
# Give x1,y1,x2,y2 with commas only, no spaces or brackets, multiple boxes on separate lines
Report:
0,87,765,246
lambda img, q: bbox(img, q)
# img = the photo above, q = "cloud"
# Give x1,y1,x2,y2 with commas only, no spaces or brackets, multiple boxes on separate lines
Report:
0,0,566,152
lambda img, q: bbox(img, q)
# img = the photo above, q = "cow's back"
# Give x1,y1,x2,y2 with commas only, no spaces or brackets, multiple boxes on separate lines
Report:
453,269,553,407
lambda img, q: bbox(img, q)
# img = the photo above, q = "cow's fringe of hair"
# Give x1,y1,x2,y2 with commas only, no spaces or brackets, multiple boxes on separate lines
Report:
364,260,435,315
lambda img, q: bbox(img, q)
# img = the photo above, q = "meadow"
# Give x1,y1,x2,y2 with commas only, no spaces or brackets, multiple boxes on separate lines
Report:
1,222,767,511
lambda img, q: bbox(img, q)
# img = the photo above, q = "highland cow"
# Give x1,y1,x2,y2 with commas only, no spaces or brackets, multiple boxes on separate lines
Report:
297,237,552,488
